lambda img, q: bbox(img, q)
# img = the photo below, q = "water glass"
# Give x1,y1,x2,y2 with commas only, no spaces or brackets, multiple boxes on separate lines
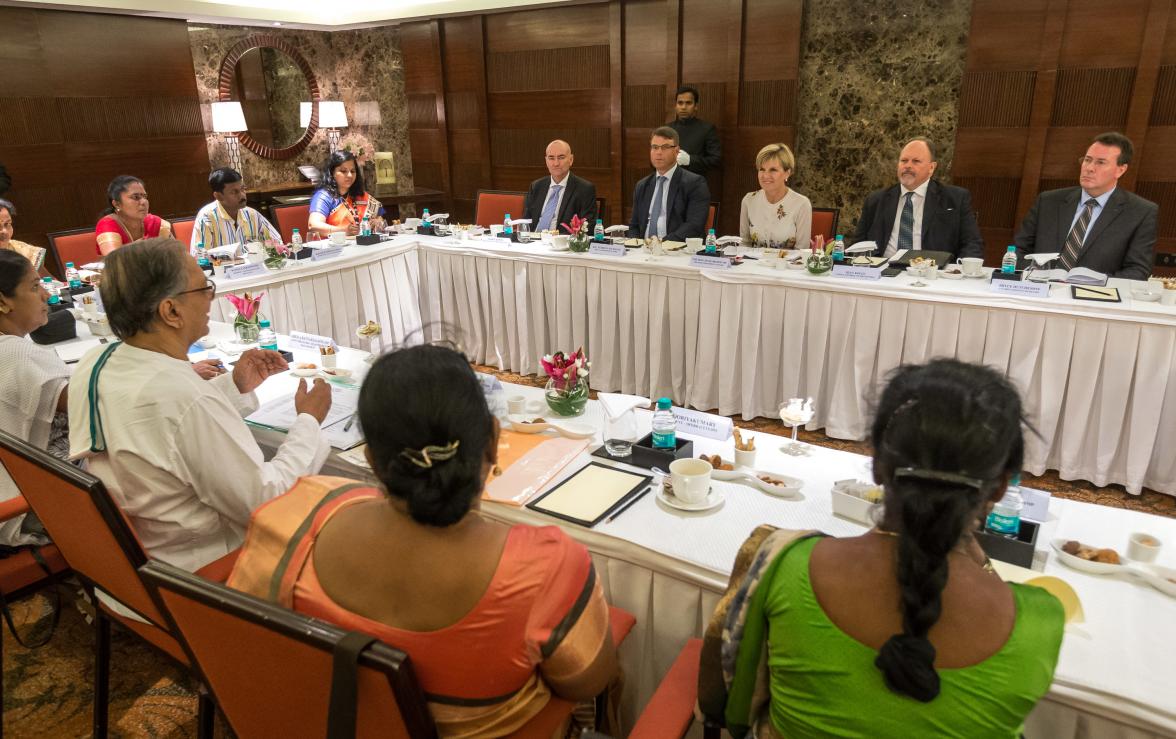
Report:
604,408,641,457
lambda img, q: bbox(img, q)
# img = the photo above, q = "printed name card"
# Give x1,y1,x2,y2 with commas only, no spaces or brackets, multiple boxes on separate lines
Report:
670,406,734,441
481,237,513,247
990,279,1050,298
475,371,504,394
311,246,344,262
1020,488,1051,523
288,330,336,352
689,254,732,270
223,262,269,281
831,264,884,281
589,242,627,258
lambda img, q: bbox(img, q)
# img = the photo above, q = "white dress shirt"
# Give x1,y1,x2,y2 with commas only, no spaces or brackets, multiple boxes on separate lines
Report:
885,179,930,257
647,165,677,238
542,175,570,230
1069,187,1115,243
69,342,329,572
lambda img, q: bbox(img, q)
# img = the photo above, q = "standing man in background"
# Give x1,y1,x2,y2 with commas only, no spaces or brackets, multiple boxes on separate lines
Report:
668,85,722,178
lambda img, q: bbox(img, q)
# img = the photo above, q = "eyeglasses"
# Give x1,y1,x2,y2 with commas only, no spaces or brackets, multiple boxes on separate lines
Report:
650,144,678,152
173,277,216,299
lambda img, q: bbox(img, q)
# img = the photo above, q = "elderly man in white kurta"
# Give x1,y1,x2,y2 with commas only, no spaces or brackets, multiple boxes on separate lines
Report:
69,238,333,572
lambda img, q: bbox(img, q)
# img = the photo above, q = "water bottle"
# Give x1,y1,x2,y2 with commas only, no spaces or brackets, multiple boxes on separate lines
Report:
594,218,605,242
651,397,677,449
704,228,717,253
503,213,514,237
986,474,1024,538
41,276,60,305
422,208,431,221
257,318,278,352
65,262,82,290
359,210,371,237
832,234,846,262
290,228,303,252
1001,245,1018,274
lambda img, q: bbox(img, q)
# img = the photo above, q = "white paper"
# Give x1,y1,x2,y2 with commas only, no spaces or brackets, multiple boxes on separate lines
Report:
245,385,358,435
845,241,877,254
598,392,650,420
891,248,908,262
1021,487,1051,523
55,338,104,364
288,331,336,351
670,406,733,441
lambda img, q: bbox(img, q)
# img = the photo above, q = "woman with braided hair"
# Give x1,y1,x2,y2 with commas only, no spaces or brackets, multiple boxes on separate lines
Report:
721,359,1063,738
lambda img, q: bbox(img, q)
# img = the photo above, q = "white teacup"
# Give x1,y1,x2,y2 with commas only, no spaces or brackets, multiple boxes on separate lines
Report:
686,237,704,251
958,257,984,276
1127,532,1161,562
734,448,757,469
552,235,570,251
669,457,712,504
329,232,348,246
244,252,265,264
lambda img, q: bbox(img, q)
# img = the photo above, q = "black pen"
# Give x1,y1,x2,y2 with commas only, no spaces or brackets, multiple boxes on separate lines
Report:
342,414,356,432
605,484,653,524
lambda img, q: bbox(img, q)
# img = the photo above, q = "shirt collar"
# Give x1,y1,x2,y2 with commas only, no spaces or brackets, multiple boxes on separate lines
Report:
656,164,678,182
214,200,245,225
901,179,931,199
550,174,568,188
1080,187,1115,209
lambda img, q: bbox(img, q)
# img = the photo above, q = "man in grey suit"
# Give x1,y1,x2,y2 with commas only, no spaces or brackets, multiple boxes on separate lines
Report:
628,126,711,241
523,140,598,231
1015,132,1156,280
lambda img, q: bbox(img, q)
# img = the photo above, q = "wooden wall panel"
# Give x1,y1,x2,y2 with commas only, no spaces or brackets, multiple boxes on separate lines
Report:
958,71,1037,128
486,47,610,91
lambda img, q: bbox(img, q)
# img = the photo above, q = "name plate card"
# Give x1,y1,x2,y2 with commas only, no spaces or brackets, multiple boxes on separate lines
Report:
689,254,732,270
223,262,269,281
288,330,336,352
589,242,627,258
475,371,504,394
1020,488,1051,523
990,279,1050,298
311,246,344,262
831,264,884,281
670,406,734,441
481,237,513,247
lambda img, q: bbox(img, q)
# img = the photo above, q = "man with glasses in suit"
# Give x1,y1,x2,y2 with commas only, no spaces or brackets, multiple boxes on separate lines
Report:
628,127,711,241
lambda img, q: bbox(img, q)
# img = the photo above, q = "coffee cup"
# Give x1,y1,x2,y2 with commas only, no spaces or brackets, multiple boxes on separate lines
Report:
507,395,526,415
1127,532,1161,562
329,231,348,246
669,457,712,504
686,237,703,250
244,252,265,264
1162,288,1176,306
552,235,570,251
958,257,984,276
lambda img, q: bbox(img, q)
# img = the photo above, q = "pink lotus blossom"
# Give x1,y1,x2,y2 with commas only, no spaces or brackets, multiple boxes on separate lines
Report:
541,347,589,391
225,291,265,321
560,215,587,236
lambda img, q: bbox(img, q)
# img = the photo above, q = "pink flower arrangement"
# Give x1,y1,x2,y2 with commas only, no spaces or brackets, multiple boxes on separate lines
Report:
560,215,588,237
541,347,590,391
226,291,265,324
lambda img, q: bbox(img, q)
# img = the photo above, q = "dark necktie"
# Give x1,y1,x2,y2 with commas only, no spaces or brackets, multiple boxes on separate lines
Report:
898,192,915,252
1060,198,1098,270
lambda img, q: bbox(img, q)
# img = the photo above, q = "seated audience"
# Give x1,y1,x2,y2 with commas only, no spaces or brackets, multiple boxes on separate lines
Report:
191,167,281,254
0,199,47,271
1015,131,1156,280
720,358,1063,737
229,343,617,736
523,139,598,231
69,238,332,571
738,143,812,249
0,250,64,546
308,150,386,238
95,175,172,256
854,137,984,259
629,126,711,241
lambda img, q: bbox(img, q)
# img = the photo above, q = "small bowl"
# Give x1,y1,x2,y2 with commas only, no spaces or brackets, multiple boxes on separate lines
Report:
321,367,353,380
1127,532,1162,562
1131,288,1161,303
941,268,964,280
291,364,318,377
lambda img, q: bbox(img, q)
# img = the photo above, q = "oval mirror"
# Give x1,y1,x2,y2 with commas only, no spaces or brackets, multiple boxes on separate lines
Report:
218,35,319,160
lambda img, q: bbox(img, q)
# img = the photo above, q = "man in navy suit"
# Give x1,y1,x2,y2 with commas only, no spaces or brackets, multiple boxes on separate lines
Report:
1015,132,1156,280
853,137,984,260
628,127,711,241
522,140,598,231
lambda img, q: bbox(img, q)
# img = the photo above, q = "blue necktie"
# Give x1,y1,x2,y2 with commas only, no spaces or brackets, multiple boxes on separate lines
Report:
537,184,562,231
898,191,914,252
646,176,667,238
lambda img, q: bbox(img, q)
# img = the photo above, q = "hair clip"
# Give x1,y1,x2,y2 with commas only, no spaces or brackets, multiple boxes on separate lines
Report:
893,467,987,491
399,440,460,469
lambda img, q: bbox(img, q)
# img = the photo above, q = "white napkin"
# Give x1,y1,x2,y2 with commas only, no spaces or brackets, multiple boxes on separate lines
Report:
1025,252,1060,265
81,261,104,271
598,392,651,420
207,243,240,259
506,218,531,226
716,235,742,246
605,225,630,234
424,213,450,223
845,241,877,254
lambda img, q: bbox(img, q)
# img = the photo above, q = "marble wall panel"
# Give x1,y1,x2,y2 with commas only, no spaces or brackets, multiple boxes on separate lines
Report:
188,24,414,196
794,0,973,233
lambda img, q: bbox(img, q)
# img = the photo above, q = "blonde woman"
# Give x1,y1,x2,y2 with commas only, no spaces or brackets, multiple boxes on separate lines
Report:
739,143,812,249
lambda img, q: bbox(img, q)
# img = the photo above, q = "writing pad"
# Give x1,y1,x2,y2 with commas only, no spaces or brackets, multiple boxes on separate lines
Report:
526,462,651,527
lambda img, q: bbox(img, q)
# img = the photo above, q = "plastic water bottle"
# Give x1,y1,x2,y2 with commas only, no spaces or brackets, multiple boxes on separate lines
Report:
257,319,278,352
65,262,82,290
704,228,717,251
422,208,431,221
503,213,514,237
41,276,60,305
290,228,303,251
986,474,1024,538
832,234,846,262
651,397,677,449
359,210,371,237
594,218,605,242
1001,245,1018,274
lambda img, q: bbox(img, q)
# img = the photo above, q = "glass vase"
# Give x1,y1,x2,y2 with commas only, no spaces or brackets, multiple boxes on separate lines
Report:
806,252,833,275
544,376,589,417
234,317,261,344
569,234,591,253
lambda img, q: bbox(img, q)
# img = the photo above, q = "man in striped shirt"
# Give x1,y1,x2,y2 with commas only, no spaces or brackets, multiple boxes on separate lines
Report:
190,168,281,255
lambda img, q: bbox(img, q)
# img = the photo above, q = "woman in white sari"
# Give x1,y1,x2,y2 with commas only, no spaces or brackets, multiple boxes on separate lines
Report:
0,250,68,546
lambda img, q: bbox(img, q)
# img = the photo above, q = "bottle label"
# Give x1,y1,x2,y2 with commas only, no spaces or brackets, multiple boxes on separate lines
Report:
651,430,676,449
986,510,1020,536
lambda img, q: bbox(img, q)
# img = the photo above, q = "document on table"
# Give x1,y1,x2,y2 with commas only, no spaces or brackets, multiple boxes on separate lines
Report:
245,385,363,450
55,338,105,364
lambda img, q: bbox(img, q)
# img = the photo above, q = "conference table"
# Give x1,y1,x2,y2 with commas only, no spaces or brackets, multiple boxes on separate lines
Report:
207,234,1176,499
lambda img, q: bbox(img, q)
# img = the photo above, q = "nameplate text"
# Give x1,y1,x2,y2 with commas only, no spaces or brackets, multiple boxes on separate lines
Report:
670,406,733,441
990,279,1050,298
311,246,344,262
831,264,884,281
223,263,269,281
1020,488,1051,523
589,243,627,258
689,254,732,270
288,331,336,352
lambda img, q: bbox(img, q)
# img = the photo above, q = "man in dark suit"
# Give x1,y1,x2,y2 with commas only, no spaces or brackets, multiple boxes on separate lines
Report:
629,126,711,241
1015,132,1156,281
668,85,721,178
853,137,984,260
522,140,598,231
0,163,10,197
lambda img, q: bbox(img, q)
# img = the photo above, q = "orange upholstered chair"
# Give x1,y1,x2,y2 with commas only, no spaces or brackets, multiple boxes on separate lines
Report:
272,203,311,243
169,216,196,248
706,203,718,232
45,227,99,280
474,190,526,228
0,430,225,739
811,207,840,243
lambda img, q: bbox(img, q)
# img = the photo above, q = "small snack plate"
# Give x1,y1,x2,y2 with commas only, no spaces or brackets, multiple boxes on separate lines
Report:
1050,538,1129,575
711,467,803,498
290,364,318,377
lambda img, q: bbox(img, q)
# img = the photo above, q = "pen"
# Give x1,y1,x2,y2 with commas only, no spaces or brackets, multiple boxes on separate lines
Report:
342,413,356,432
605,484,653,524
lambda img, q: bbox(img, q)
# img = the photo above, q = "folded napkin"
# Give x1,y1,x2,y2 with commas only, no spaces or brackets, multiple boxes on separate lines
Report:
1024,252,1060,265
207,243,240,259
845,241,877,254
716,235,742,246
506,217,531,226
598,392,651,421
605,225,630,234
81,261,104,271
423,212,450,223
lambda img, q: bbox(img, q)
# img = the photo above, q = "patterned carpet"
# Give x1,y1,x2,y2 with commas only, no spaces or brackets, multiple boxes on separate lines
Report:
3,367,1170,737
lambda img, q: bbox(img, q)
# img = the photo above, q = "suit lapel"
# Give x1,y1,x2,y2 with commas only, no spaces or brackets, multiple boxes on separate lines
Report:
555,176,574,226
1057,188,1080,249
879,186,900,244
921,181,939,244
1079,188,1125,253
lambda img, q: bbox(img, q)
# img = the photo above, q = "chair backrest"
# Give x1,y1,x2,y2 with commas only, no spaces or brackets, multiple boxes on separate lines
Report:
706,203,718,232
46,227,98,280
141,560,436,739
474,190,525,228
811,207,840,243
272,203,311,244
0,430,168,626
596,197,607,225
169,216,196,248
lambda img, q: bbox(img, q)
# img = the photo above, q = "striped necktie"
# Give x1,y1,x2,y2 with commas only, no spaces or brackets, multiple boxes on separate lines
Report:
897,192,915,252
537,184,562,231
1060,198,1098,270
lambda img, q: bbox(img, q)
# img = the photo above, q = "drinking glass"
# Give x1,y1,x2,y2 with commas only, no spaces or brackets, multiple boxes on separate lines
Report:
604,409,641,457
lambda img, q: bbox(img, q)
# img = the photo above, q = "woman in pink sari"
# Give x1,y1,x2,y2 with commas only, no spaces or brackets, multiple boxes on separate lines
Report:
95,175,171,256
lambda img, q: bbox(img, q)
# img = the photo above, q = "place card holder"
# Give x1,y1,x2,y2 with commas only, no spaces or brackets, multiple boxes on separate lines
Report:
975,520,1039,569
68,284,94,298
416,223,435,236
590,433,693,470
989,270,1026,283
356,234,384,246
289,247,314,260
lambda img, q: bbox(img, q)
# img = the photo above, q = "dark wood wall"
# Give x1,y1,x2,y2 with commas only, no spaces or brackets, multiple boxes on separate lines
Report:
401,0,803,234
0,8,210,248
954,0,1176,267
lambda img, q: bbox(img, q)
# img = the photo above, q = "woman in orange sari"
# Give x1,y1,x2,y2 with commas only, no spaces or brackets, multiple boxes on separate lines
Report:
307,150,386,238
94,175,172,256
229,344,616,737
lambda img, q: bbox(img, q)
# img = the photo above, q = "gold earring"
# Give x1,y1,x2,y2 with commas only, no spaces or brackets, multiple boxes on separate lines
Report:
491,465,503,477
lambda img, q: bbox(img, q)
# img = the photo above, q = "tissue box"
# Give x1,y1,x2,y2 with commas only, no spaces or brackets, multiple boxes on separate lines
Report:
976,520,1039,569
356,234,384,246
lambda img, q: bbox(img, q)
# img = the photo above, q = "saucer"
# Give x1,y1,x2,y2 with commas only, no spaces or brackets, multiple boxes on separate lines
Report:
290,365,318,377
657,484,723,512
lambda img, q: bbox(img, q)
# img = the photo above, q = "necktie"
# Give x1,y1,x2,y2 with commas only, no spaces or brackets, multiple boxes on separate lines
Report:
897,192,915,252
1060,198,1098,270
647,176,667,238
537,184,562,231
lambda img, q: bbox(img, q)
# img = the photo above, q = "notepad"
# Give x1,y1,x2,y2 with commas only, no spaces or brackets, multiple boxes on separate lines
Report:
1071,285,1120,303
526,462,651,527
